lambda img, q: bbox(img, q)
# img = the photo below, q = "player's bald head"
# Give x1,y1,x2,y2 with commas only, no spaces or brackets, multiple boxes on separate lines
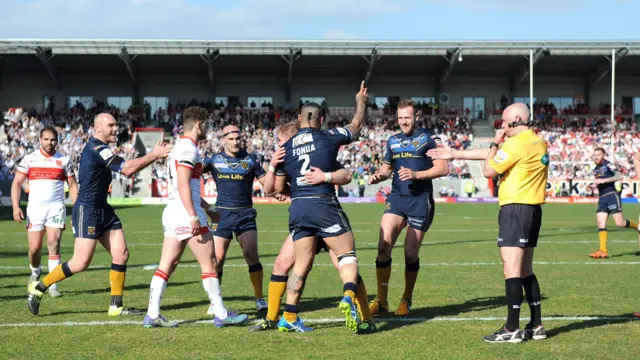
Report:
503,103,530,124
94,113,116,127
299,102,322,128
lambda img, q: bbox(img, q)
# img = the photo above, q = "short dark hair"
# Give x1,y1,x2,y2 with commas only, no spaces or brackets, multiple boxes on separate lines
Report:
594,147,606,155
40,126,58,139
300,102,322,126
182,106,209,130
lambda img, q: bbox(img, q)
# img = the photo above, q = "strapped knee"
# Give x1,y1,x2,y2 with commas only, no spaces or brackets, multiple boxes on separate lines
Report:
337,251,358,268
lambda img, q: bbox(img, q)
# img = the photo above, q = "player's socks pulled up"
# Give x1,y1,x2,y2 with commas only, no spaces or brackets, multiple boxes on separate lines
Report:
375,258,392,303
626,220,638,230
267,274,287,321
598,228,608,253
202,273,228,319
110,263,127,307
248,262,264,299
356,275,372,321
401,258,420,301
505,277,523,331
147,269,169,319
41,262,73,290
522,274,542,327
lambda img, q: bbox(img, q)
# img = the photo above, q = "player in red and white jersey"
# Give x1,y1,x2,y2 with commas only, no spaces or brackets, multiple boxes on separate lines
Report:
144,107,248,328
11,126,78,298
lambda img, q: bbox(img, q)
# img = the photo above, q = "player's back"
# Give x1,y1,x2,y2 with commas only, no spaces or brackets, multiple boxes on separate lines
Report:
76,137,117,207
167,136,204,207
208,150,265,208
277,126,353,199
16,149,73,205
384,128,437,197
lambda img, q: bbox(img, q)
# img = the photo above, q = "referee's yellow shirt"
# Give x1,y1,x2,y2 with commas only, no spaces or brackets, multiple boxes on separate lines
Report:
489,130,549,206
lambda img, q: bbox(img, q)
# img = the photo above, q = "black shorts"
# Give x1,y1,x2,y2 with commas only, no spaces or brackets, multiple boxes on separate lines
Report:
497,204,542,248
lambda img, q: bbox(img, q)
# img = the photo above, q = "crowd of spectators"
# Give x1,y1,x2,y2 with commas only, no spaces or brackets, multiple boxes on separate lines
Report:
7,97,639,199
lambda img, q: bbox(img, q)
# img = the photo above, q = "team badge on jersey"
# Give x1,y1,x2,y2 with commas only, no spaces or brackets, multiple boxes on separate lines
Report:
241,162,249,169
411,139,419,147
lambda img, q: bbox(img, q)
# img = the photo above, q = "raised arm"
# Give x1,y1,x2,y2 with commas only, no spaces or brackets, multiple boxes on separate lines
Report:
119,140,172,177
344,81,369,138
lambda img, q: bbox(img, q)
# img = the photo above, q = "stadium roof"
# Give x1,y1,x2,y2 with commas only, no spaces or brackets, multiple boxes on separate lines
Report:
1,39,640,56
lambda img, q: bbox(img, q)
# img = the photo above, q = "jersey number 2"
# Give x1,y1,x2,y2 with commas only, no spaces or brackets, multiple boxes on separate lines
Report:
298,154,310,174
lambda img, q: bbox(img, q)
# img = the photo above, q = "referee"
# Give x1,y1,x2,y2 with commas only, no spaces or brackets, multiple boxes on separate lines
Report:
428,103,549,343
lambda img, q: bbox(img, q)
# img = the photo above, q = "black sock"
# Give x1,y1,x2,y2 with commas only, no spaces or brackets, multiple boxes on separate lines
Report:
505,277,523,331
110,296,123,308
522,274,542,327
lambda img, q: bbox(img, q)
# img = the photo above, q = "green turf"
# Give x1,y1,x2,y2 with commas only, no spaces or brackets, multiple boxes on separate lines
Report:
2,203,640,359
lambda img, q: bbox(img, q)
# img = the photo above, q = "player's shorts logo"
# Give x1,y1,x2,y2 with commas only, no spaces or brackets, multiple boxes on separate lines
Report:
385,202,391,210
87,226,95,236
210,223,218,231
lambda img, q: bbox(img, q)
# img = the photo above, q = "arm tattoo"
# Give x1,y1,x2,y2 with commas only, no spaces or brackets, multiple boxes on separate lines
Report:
287,274,307,294
347,102,366,137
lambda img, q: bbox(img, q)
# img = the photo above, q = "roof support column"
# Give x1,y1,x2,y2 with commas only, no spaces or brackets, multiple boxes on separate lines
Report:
583,75,591,108
200,48,219,100
510,48,547,99
281,48,301,105
362,48,381,85
118,47,140,105
35,47,61,90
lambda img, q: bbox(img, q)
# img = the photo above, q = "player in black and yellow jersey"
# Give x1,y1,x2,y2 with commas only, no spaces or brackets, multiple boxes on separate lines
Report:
428,103,548,343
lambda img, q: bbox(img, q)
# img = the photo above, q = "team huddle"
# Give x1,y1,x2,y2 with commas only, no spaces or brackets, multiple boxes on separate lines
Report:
20,80,623,342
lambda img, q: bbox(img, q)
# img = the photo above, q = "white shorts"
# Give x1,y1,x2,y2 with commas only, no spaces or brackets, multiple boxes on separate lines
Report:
26,203,66,232
162,204,210,241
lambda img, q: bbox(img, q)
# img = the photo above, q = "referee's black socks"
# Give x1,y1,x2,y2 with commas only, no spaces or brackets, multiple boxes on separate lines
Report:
505,277,522,331
522,274,542,327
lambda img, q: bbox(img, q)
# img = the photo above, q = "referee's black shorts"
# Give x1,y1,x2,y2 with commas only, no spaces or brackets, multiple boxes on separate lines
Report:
497,204,542,248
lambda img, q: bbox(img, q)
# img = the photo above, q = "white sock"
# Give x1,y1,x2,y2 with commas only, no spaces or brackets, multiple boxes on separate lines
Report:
30,264,41,277
48,255,61,289
202,274,227,319
147,270,169,319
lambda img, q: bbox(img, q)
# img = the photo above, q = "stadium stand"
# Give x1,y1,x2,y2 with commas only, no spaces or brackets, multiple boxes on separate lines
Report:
2,39,640,200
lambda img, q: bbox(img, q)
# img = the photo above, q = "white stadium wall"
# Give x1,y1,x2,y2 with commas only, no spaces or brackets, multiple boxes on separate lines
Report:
2,72,640,112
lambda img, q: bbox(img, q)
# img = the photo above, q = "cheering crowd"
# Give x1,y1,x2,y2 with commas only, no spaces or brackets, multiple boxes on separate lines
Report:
4,100,638,197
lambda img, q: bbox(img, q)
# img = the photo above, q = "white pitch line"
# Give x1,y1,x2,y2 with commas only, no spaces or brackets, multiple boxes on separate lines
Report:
0,240,636,249
0,315,634,328
2,260,640,271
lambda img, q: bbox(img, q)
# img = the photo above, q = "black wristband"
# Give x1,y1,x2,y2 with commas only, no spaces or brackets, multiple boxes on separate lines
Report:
490,142,499,149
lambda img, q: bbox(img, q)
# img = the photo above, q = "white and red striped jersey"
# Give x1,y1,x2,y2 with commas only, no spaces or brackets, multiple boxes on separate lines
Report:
167,136,204,207
16,149,74,205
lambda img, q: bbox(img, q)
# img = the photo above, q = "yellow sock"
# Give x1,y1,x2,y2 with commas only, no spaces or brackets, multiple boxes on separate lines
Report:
283,311,298,323
598,229,608,253
267,275,287,321
248,263,264,298
402,260,420,301
344,289,356,301
628,220,638,230
110,264,127,306
375,259,392,304
356,276,372,321
42,263,69,287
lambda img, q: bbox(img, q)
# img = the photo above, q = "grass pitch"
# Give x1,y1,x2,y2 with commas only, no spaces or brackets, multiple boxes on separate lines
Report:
1,203,640,359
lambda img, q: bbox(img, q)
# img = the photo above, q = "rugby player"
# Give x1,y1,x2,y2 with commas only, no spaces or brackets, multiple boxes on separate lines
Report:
204,124,270,313
367,99,449,316
11,126,78,298
27,113,172,316
249,121,375,334
589,147,638,259
428,103,548,343
262,81,368,333
144,107,248,328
